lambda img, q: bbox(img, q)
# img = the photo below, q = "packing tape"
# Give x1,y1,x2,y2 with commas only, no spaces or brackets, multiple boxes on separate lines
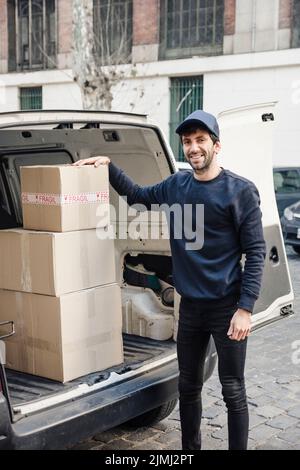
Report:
63,330,121,354
20,234,32,292
8,334,58,355
7,330,122,355
88,349,97,370
15,292,33,371
21,191,109,206
87,288,97,319
26,336,59,354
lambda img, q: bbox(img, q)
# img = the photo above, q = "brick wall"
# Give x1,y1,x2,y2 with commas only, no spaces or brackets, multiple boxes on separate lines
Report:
0,0,8,61
224,0,236,35
133,0,159,45
279,0,292,29
58,0,73,54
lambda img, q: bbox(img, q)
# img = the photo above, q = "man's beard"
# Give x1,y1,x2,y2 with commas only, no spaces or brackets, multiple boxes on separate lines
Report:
186,149,214,174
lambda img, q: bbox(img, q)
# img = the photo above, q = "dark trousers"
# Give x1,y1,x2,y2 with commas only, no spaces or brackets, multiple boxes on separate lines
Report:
177,297,249,450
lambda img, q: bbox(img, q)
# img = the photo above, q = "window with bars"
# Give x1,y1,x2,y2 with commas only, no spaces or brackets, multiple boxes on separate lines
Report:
169,77,203,161
20,86,43,110
93,0,133,65
292,0,300,48
160,0,224,60
7,0,57,72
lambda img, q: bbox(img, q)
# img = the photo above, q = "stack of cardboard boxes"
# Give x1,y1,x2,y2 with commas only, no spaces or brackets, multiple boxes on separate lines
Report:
0,165,124,382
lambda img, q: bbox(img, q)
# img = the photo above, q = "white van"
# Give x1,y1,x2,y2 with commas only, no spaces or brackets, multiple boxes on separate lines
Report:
0,103,294,449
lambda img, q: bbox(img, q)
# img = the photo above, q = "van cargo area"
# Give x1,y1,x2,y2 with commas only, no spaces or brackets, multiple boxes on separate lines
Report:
0,334,180,450
6,333,176,407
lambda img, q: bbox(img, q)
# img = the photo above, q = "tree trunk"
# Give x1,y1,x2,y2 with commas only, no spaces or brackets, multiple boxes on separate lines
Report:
72,0,113,110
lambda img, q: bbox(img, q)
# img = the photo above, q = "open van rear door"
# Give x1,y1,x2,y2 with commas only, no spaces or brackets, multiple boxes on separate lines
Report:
218,102,294,330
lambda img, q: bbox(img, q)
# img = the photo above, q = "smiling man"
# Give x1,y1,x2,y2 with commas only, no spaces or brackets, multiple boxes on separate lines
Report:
183,136,220,177
74,110,266,450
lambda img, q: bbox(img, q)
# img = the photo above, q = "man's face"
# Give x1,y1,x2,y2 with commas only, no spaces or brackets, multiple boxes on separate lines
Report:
182,129,220,173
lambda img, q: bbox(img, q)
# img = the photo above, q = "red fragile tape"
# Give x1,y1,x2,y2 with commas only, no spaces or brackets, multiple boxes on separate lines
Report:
21,191,109,206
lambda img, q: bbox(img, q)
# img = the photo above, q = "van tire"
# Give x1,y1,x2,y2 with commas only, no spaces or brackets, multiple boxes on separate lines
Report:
125,399,178,428
292,245,300,255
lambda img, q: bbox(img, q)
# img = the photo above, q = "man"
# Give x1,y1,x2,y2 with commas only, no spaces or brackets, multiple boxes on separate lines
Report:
74,110,266,450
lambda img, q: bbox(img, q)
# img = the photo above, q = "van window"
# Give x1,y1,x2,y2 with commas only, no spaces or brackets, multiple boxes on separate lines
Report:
0,151,72,225
8,152,73,181
273,169,300,193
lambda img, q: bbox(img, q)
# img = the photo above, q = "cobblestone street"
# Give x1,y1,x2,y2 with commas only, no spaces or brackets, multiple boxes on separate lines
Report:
72,246,300,451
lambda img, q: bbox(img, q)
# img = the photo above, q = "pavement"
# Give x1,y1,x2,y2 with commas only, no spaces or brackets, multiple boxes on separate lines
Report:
71,246,300,451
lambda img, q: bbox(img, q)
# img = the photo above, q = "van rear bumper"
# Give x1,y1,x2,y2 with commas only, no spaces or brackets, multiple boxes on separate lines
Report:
0,359,179,450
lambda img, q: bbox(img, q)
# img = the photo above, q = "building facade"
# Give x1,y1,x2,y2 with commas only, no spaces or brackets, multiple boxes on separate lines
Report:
0,0,299,165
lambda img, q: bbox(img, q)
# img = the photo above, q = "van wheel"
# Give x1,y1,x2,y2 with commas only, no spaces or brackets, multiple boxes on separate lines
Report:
125,399,178,428
292,245,300,255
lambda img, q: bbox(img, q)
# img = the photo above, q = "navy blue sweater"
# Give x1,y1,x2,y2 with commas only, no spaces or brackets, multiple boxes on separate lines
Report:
109,163,266,313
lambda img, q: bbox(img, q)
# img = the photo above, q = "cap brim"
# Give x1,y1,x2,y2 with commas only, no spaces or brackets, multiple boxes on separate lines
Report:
175,119,213,135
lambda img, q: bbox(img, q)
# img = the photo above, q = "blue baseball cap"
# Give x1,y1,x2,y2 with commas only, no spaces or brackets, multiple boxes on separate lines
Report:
175,110,220,140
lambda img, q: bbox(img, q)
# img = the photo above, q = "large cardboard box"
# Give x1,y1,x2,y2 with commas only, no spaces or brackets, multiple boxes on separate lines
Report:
0,228,116,296
0,284,124,382
21,164,110,232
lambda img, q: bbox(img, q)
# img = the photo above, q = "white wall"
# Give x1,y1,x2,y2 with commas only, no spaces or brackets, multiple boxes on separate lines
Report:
43,82,82,109
111,76,170,137
1,49,299,167
0,69,82,111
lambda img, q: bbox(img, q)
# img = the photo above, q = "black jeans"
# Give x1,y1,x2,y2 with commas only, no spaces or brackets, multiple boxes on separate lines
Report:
177,297,249,450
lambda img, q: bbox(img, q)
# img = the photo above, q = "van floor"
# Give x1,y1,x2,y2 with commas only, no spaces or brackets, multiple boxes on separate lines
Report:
6,334,176,406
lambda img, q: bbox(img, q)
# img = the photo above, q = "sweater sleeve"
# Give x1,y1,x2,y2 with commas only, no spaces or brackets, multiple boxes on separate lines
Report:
109,161,170,209
231,183,267,313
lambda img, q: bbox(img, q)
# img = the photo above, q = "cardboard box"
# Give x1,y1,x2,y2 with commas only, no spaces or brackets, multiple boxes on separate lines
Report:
0,284,124,382
21,164,110,232
0,228,116,296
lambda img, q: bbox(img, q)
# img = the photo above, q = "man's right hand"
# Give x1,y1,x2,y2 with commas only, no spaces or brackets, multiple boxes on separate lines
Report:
73,156,111,167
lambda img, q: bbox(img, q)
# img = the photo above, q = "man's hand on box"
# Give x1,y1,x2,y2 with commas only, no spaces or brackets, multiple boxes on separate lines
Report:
73,156,111,167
